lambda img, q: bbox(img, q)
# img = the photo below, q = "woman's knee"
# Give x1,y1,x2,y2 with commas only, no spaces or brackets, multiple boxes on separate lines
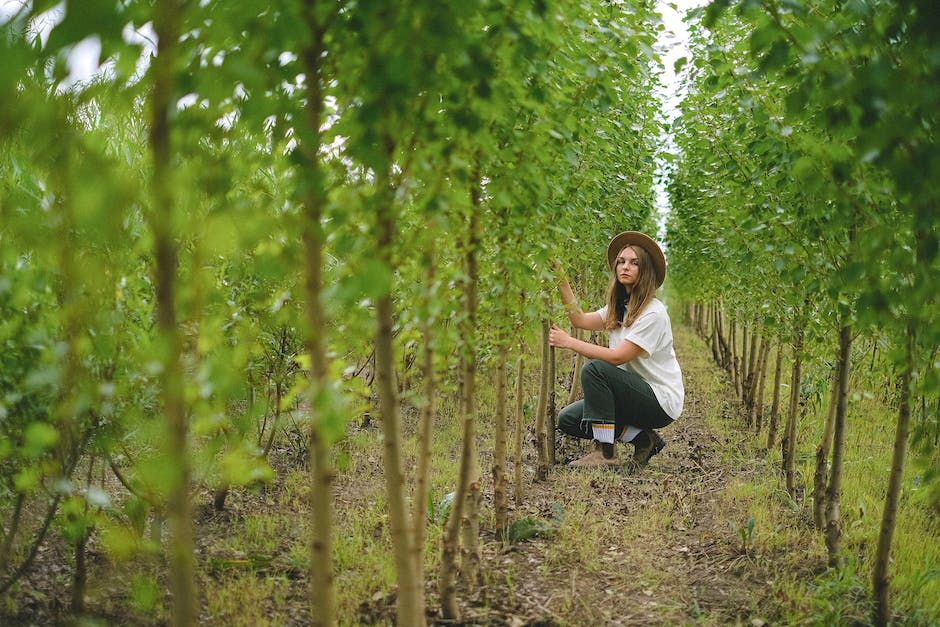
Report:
581,358,615,383
557,401,585,436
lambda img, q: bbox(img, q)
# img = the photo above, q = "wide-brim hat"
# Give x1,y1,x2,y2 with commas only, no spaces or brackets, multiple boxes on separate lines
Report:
606,231,666,287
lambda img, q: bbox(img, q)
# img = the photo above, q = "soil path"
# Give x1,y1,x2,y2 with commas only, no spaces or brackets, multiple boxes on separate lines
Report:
444,326,774,626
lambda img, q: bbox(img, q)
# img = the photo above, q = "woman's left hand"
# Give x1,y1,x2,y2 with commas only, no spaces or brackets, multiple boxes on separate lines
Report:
548,324,571,350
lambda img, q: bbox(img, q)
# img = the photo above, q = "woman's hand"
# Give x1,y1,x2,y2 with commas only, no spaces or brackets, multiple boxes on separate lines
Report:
548,324,572,350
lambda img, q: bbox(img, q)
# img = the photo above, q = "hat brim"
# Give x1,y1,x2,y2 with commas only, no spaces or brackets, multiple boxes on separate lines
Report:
606,231,666,287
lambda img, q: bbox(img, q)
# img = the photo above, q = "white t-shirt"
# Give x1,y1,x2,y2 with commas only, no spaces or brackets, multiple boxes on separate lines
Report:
594,299,684,420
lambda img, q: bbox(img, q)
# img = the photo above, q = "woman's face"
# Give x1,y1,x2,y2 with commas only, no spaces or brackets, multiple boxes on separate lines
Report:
614,246,640,290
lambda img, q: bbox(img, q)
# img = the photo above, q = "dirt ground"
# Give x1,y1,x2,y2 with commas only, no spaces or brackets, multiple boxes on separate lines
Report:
360,329,792,626
3,328,798,626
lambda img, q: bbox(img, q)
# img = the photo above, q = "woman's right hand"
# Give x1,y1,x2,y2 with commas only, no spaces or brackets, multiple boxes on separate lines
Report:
548,324,572,350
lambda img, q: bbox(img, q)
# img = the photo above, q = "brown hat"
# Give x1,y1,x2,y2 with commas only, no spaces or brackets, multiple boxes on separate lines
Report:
606,231,666,287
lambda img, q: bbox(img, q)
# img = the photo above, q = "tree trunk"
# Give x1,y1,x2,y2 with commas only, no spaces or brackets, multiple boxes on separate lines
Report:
411,244,437,586
547,342,556,467
813,363,840,532
513,356,525,508
752,337,771,433
710,303,721,365
535,319,550,481
766,341,784,450
566,329,584,405
375,180,424,625
872,326,915,626
740,322,749,396
299,9,337,624
745,323,760,406
493,335,509,539
440,183,483,619
150,2,197,623
730,319,741,398
824,324,853,566
783,329,803,498
459,181,482,591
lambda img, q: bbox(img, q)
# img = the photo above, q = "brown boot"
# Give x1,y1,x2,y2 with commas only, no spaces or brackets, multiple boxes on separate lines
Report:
569,440,619,467
632,429,666,467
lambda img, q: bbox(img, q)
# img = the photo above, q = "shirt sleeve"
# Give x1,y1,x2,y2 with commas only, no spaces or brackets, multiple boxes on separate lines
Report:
594,304,608,319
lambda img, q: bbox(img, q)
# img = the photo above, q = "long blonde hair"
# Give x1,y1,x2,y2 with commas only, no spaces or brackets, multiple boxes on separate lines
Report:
603,245,658,331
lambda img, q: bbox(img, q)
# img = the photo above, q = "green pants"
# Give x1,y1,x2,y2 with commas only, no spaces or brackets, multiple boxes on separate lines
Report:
557,359,673,440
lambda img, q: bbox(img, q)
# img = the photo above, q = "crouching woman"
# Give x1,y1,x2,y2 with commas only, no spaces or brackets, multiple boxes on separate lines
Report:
549,231,684,467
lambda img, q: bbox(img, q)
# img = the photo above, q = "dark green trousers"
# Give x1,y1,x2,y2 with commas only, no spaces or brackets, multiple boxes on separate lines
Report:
557,359,673,440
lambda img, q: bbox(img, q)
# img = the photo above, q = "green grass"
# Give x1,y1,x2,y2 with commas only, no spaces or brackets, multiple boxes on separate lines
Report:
673,320,940,625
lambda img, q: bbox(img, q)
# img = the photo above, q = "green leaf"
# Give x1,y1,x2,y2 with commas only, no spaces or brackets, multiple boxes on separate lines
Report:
24,421,59,456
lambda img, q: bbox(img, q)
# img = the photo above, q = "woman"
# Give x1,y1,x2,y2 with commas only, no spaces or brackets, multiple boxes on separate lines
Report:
549,231,684,467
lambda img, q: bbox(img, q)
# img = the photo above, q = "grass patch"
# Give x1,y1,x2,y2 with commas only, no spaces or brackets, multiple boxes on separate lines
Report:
674,321,940,624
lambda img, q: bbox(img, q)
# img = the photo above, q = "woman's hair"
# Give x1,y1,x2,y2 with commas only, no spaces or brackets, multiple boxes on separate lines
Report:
603,245,658,330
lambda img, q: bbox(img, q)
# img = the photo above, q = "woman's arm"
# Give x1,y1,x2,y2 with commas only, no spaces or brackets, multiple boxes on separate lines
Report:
548,324,645,366
556,275,605,332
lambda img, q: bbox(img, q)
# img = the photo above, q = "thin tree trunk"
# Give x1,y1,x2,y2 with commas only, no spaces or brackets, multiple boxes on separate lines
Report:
872,326,915,626
376,186,423,625
513,355,525,508
824,324,853,566
813,363,840,532
741,322,750,404
752,337,771,433
566,329,584,405
783,329,803,498
150,2,196,623
493,335,509,539
710,304,721,365
411,244,437,586
746,323,760,406
440,186,483,619
766,341,784,450
0,494,24,575
459,180,482,591
299,8,337,624
730,319,741,397
547,342,556,467
71,455,96,615
535,319,550,481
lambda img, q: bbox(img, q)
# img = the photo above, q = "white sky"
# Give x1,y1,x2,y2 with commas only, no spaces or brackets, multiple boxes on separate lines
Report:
654,0,705,237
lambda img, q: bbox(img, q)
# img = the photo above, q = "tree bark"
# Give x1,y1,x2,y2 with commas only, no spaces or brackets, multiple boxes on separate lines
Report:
411,244,437,585
824,324,853,566
535,319,550,481
493,335,509,539
566,329,584,405
752,336,771,433
872,326,915,626
513,356,525,508
376,193,423,625
745,323,760,407
150,2,197,623
730,319,741,398
813,363,840,532
783,329,803,498
459,181,482,591
299,8,337,624
740,322,749,399
766,341,784,450
547,342,557,467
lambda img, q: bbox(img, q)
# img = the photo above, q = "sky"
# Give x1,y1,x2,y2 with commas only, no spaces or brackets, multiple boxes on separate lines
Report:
654,0,707,237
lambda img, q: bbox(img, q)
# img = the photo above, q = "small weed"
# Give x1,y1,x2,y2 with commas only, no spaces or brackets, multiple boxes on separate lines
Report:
734,516,755,554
